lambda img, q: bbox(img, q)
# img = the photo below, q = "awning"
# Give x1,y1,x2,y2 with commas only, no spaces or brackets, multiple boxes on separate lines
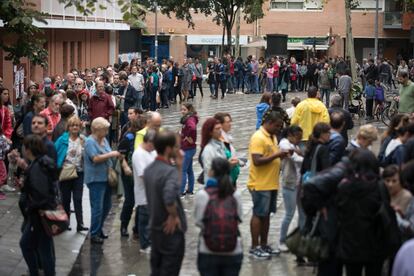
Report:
241,39,266,48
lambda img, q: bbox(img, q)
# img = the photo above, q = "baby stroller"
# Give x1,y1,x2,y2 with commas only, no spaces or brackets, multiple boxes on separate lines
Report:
348,83,365,119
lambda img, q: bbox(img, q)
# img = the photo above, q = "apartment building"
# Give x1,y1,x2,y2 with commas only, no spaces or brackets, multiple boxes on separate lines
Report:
144,0,411,64
0,0,137,93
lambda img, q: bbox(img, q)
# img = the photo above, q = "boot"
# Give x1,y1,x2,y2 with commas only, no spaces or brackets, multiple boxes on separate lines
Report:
120,222,129,237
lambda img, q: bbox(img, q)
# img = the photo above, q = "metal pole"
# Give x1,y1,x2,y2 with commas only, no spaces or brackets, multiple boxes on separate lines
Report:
374,0,379,62
154,1,158,63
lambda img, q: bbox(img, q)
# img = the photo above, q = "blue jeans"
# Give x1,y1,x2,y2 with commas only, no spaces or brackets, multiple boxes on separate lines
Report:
320,88,331,107
236,72,244,91
280,186,297,243
209,82,215,96
87,181,112,237
180,148,196,194
136,91,143,109
252,75,259,93
137,205,151,249
20,216,55,276
197,253,243,276
266,78,273,92
150,87,158,111
273,77,279,92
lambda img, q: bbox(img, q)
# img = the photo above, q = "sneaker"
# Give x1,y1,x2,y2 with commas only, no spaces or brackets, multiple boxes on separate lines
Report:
0,191,6,200
1,185,16,192
278,243,289,253
180,192,186,199
262,245,281,256
249,246,271,259
186,191,194,196
140,246,151,254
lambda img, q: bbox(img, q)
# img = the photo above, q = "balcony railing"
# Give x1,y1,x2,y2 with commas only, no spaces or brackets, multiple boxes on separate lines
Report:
40,0,124,23
383,12,402,29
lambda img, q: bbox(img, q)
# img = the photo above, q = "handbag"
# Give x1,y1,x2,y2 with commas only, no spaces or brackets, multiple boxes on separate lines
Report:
108,167,118,188
59,163,78,182
302,144,321,184
39,205,69,237
285,212,329,262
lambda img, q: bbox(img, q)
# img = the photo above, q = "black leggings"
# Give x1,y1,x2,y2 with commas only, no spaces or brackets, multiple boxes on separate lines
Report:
344,261,383,276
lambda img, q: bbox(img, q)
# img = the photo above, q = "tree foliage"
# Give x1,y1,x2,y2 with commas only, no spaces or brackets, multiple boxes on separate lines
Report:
0,0,146,67
0,0,48,66
149,0,265,52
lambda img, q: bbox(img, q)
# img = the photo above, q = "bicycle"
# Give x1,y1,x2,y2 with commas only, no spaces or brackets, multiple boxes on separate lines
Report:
381,92,399,127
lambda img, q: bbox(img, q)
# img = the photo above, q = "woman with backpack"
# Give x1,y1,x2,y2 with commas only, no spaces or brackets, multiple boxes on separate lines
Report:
195,157,243,276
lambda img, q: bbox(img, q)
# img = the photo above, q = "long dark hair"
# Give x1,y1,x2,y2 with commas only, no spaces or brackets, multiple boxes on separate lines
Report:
306,122,330,154
383,114,409,142
348,149,379,176
210,158,234,198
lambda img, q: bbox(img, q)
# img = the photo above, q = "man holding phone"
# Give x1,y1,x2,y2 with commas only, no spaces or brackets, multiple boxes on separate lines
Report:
247,111,289,259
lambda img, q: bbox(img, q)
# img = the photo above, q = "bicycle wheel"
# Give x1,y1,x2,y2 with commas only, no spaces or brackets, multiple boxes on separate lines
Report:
382,103,398,127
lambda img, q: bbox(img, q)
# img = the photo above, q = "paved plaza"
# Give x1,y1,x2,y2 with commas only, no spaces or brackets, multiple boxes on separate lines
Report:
0,92,387,276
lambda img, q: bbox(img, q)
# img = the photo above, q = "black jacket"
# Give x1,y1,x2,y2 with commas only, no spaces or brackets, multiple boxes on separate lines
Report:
328,107,353,144
303,158,388,263
119,84,138,112
23,155,58,216
301,143,330,175
364,64,378,81
403,137,414,163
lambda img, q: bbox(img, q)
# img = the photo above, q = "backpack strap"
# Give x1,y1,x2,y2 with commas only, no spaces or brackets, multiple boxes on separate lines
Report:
310,144,322,174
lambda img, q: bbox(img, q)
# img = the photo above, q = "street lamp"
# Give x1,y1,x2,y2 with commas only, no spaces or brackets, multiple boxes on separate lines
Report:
154,0,158,63
374,0,379,62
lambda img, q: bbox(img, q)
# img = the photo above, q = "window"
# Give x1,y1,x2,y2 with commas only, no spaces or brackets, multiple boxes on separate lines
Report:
270,0,321,10
352,0,383,10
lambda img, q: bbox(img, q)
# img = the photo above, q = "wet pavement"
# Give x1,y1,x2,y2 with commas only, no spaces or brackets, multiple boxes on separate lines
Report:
70,92,387,276
0,91,388,276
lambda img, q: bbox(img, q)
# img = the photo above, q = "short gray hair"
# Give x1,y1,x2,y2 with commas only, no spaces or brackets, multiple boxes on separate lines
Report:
91,117,110,132
331,95,342,107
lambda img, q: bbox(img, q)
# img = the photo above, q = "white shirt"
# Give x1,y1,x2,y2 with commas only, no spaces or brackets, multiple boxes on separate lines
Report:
128,73,144,92
385,138,402,157
286,106,295,119
132,145,156,206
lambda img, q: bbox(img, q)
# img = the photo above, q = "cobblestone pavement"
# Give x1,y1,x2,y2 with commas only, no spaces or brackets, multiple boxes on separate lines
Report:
1,91,387,276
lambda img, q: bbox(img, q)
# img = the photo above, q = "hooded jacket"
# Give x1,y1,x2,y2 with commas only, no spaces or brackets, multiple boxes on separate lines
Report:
291,98,330,141
255,103,270,130
180,113,198,150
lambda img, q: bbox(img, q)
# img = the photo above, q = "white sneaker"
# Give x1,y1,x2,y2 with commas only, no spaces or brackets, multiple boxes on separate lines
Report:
278,243,289,253
1,185,16,192
139,246,151,254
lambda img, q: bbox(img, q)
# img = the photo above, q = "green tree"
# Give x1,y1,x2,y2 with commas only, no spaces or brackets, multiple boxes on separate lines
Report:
0,0,48,66
0,0,146,67
150,0,265,53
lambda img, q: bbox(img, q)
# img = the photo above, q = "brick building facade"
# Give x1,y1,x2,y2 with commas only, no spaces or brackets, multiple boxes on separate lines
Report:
143,0,410,64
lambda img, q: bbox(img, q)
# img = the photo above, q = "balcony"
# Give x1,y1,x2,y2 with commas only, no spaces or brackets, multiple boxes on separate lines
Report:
383,12,402,29
37,0,129,30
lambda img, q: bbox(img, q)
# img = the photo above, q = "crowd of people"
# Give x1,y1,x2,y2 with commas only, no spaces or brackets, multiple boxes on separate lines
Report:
1,53,414,276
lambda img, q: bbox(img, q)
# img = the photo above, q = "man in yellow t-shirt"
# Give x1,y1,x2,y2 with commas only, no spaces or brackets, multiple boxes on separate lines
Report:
247,110,289,259
134,111,162,149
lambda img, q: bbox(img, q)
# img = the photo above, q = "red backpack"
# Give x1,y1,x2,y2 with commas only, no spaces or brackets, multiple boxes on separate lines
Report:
202,187,239,252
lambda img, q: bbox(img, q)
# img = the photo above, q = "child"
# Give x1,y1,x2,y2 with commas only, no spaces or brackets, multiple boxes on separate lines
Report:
0,122,10,200
286,97,301,119
266,63,274,92
374,79,385,115
363,79,376,120
383,165,412,216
